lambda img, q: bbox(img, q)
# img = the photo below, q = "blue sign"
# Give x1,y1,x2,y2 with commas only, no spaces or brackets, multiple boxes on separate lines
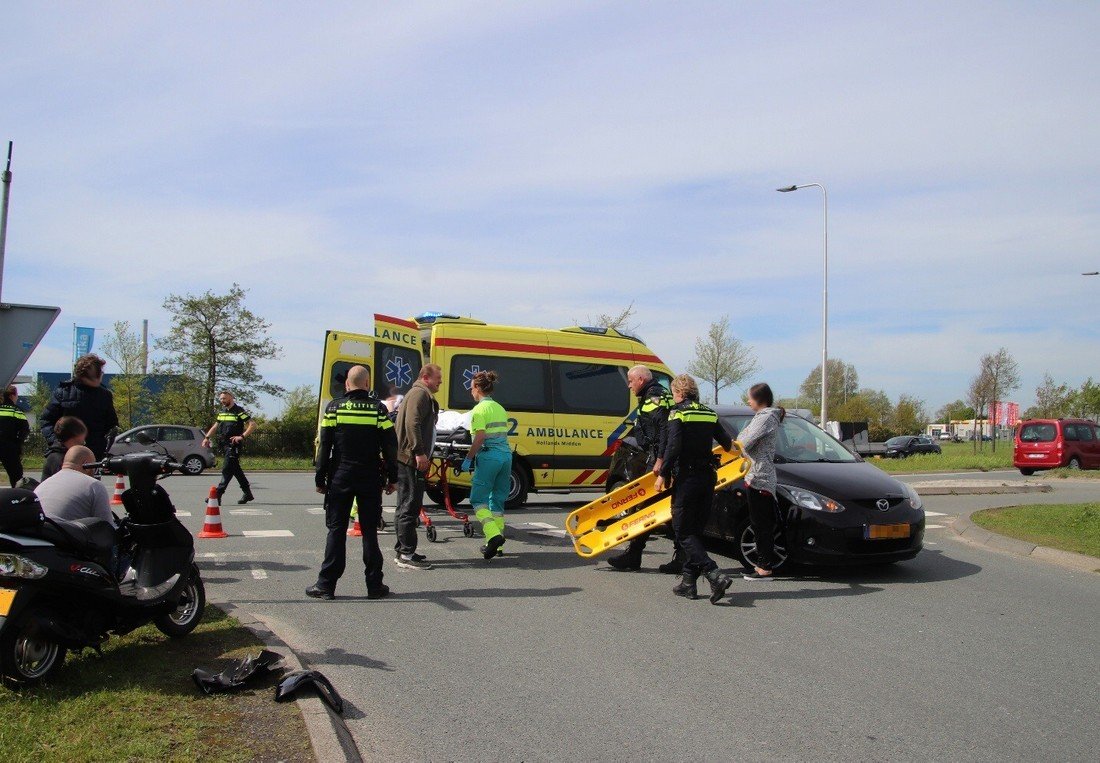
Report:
74,326,95,361
462,364,482,390
385,356,413,388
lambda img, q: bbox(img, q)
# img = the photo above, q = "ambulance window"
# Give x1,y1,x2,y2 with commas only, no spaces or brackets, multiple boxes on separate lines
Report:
553,362,630,417
448,355,551,412
375,345,422,398
328,361,364,401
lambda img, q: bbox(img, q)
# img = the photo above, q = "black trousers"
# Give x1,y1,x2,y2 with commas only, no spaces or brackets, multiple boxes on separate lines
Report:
0,446,23,488
747,486,778,571
394,461,424,556
318,480,384,592
670,468,719,575
217,445,251,498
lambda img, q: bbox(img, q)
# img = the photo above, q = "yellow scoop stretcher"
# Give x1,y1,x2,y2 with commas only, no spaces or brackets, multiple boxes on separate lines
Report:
565,443,750,558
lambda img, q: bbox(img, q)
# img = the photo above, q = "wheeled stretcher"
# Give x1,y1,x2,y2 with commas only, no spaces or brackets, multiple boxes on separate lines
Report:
565,443,750,558
418,431,476,542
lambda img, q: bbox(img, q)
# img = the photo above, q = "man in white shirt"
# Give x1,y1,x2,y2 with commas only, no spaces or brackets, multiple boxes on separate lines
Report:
34,445,113,524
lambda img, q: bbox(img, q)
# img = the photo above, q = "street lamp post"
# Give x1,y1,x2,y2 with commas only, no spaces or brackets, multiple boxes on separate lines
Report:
778,182,829,425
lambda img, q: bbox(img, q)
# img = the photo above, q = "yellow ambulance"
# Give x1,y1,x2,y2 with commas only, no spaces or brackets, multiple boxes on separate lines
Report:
316,312,674,508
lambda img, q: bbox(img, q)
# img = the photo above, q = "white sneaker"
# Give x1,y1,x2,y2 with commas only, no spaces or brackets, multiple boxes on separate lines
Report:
394,555,432,570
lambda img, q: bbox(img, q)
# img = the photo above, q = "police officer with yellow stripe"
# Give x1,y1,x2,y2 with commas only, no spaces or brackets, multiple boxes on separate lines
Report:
656,374,734,604
202,390,255,504
307,365,399,600
0,385,30,487
607,365,677,571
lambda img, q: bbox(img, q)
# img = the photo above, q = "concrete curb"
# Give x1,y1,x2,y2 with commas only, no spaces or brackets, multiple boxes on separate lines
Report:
212,600,364,763
949,515,1100,573
910,482,1053,496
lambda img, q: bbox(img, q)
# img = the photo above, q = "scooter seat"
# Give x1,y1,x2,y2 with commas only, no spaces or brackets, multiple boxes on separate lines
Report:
42,517,117,560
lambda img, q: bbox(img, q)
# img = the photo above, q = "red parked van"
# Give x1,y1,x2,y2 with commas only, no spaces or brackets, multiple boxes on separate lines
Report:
1014,418,1100,475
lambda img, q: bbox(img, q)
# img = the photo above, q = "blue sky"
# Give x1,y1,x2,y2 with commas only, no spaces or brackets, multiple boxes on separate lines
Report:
3,1,1098,416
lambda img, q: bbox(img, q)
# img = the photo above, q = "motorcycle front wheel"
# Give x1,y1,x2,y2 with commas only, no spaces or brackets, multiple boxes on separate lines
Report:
0,612,66,686
154,564,206,638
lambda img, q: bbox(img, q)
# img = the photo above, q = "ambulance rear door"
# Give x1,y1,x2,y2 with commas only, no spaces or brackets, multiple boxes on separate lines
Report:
315,315,424,455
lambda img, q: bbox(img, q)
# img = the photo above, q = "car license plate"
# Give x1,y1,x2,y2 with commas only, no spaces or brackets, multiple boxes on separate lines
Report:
0,588,17,617
865,524,910,540
1028,454,1044,459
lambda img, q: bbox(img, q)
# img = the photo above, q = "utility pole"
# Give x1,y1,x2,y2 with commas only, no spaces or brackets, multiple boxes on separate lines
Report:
142,318,149,374
0,141,13,305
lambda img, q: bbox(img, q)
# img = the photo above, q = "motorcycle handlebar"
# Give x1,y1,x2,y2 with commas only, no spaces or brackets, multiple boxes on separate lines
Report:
86,452,183,477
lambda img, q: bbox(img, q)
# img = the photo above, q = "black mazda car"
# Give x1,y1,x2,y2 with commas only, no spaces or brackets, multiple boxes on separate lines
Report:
608,405,925,570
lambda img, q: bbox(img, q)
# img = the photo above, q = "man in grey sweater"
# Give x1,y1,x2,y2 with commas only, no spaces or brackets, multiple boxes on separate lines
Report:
393,364,442,570
34,445,113,524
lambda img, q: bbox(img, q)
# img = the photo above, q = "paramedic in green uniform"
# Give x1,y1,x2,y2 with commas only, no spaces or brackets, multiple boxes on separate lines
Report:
462,370,512,560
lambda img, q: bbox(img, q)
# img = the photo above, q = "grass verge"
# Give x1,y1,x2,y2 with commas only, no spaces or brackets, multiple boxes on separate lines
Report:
0,607,313,763
869,442,1013,474
971,503,1100,559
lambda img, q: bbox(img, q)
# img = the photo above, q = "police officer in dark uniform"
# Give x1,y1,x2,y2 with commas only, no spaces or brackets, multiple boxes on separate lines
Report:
0,385,30,487
40,354,119,459
607,365,680,572
656,374,734,604
202,390,255,504
307,365,398,600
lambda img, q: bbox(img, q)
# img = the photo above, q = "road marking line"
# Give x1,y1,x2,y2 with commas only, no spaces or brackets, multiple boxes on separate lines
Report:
200,552,225,559
176,511,192,517
251,566,268,580
230,508,272,516
307,508,324,515
383,507,396,514
242,530,295,538
531,530,569,538
926,524,945,529
924,511,947,517
526,522,559,529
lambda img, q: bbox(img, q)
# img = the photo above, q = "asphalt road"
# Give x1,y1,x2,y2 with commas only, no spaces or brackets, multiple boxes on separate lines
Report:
168,471,1099,762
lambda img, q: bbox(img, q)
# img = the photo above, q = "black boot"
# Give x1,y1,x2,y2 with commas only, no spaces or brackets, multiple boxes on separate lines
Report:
658,548,685,575
703,568,733,604
673,567,700,599
607,547,642,571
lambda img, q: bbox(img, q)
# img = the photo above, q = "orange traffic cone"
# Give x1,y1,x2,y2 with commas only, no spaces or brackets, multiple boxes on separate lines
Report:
347,500,362,537
198,486,229,539
110,475,126,506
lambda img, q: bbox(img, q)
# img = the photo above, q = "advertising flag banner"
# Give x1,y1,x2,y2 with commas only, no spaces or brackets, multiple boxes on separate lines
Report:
74,326,95,359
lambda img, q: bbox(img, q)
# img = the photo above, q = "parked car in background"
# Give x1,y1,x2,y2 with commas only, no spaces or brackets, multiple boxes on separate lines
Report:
608,406,926,570
884,435,942,458
1014,419,1100,475
110,425,216,475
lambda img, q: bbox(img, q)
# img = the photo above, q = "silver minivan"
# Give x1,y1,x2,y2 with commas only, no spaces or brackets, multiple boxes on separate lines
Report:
110,425,217,475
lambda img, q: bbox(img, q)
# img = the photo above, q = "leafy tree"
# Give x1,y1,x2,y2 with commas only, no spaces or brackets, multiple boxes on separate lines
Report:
28,378,53,417
685,316,758,404
981,348,1020,452
155,284,283,422
834,388,894,440
1025,374,1076,419
1073,378,1100,420
967,368,994,453
100,320,152,430
891,394,928,436
798,359,859,416
936,399,974,424
263,385,319,458
150,375,209,428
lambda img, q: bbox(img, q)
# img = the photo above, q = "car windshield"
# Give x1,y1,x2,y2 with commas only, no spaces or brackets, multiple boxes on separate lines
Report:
722,414,858,463
1019,423,1056,443
885,436,910,447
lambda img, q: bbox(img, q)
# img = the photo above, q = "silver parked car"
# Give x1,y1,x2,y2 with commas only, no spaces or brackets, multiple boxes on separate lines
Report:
110,425,217,475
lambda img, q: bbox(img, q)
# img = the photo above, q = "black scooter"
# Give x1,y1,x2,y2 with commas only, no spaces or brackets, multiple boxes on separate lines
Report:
0,446,205,686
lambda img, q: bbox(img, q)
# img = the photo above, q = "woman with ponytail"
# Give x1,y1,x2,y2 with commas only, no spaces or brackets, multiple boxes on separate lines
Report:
462,371,513,560
737,383,786,580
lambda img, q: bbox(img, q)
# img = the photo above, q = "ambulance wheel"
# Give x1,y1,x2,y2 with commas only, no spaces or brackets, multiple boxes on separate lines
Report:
426,486,469,507
426,525,438,542
463,523,474,538
0,610,65,686
505,464,529,509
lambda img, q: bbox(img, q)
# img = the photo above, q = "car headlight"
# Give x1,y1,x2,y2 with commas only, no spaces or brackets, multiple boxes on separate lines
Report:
0,553,47,579
901,482,923,511
778,485,844,513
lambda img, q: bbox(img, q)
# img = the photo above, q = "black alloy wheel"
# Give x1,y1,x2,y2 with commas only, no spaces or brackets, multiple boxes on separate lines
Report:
735,517,789,571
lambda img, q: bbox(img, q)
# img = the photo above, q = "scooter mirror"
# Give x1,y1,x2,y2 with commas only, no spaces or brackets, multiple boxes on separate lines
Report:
135,431,156,445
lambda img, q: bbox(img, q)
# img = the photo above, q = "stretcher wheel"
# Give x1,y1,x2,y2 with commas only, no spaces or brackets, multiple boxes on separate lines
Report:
426,525,438,542
463,523,474,538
